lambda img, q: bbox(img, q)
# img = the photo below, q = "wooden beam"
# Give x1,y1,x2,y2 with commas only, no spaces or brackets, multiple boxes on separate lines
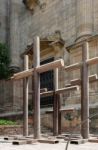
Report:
29,88,47,95
89,74,98,82
59,108,75,112
70,79,81,85
70,74,97,86
23,55,29,136
33,36,40,139
87,57,98,65
58,95,61,135
37,59,64,73
55,86,79,94
64,57,98,71
81,41,89,139
65,62,82,71
65,84,71,87
41,86,79,97
40,90,53,97
53,94,59,136
11,59,64,80
46,108,75,114
53,68,59,136
11,68,34,80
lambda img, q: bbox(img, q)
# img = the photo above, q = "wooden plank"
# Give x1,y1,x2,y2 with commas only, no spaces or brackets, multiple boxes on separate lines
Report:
65,62,82,71
38,139,59,144
87,57,98,65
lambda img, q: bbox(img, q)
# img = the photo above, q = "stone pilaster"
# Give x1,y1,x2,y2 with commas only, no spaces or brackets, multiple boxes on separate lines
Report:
9,0,20,73
76,0,93,41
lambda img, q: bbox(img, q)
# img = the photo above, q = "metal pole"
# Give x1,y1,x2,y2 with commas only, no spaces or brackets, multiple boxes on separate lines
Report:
81,41,89,139
23,55,29,136
33,36,40,139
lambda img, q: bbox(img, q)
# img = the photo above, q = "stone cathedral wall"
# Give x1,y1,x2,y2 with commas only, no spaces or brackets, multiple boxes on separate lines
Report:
0,0,98,133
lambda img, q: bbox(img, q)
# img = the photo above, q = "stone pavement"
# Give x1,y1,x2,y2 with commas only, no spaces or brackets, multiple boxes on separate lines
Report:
0,138,98,150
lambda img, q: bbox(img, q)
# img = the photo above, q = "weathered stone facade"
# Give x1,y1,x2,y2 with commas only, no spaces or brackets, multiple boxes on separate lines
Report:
0,0,98,133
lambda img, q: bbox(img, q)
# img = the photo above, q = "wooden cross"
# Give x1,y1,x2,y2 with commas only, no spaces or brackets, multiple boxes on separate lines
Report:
11,36,64,138
65,41,98,139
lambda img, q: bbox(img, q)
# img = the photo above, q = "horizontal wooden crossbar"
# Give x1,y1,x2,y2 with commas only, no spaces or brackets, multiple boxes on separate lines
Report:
65,62,82,71
37,59,64,73
46,108,75,114
70,74,98,86
11,68,34,80
41,86,79,97
11,59,64,80
56,86,79,93
64,57,98,72
87,57,98,65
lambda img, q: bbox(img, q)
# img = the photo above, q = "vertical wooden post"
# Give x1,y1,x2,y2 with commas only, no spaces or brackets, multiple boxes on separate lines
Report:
58,94,61,135
81,41,89,139
53,68,59,135
33,36,40,139
23,55,29,136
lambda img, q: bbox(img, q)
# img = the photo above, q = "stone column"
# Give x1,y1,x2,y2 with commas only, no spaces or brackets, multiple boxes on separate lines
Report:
9,0,20,73
76,0,93,41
